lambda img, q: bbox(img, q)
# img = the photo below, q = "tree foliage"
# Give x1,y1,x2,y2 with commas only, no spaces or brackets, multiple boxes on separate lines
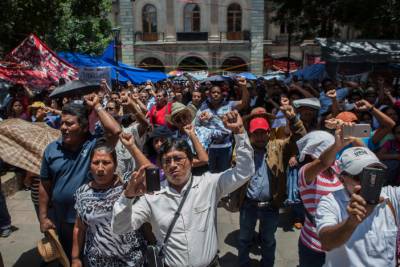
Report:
0,0,112,55
271,0,400,39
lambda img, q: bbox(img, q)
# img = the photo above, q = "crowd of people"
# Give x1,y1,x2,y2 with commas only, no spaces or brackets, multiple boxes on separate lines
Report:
0,72,399,267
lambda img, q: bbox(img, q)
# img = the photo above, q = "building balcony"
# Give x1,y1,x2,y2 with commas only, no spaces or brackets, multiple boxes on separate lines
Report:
134,32,163,42
226,31,251,41
176,32,208,41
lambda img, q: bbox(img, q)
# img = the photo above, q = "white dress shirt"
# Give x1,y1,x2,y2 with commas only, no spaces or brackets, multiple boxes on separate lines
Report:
112,133,255,267
316,186,400,267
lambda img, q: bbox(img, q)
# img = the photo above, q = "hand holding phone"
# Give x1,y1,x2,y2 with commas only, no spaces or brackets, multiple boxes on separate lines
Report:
145,167,161,193
360,167,386,205
343,124,371,139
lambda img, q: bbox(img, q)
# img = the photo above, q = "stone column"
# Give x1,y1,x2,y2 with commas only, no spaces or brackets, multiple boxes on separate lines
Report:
250,0,265,75
209,1,219,41
119,0,135,65
165,0,176,42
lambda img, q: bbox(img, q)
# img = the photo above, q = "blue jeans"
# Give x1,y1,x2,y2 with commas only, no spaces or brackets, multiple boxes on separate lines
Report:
298,239,325,267
208,146,232,173
238,200,279,267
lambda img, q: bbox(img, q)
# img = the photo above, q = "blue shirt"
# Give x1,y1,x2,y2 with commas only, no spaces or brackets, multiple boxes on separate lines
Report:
319,88,349,115
40,136,96,223
246,149,271,201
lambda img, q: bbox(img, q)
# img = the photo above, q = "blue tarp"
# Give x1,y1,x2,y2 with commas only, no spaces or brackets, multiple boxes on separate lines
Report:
292,63,326,81
58,42,167,84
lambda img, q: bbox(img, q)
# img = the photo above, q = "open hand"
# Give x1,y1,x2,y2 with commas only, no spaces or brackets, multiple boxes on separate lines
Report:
223,110,244,134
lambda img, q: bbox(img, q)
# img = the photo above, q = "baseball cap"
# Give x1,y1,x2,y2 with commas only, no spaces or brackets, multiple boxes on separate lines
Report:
249,117,270,133
336,111,358,123
338,147,386,175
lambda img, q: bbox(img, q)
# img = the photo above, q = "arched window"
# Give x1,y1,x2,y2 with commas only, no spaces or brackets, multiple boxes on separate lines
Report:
227,3,242,32
184,4,200,32
142,4,157,34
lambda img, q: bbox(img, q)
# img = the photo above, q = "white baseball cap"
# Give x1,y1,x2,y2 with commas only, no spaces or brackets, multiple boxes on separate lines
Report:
338,147,386,175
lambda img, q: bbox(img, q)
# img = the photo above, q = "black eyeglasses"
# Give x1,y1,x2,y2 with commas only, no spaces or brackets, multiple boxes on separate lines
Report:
161,156,187,166
106,107,116,111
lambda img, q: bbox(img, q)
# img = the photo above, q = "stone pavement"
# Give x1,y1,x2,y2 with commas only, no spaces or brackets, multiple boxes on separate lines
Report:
0,190,300,267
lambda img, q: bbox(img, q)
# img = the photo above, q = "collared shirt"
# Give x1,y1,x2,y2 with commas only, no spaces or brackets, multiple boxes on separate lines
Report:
112,134,255,267
246,149,270,201
40,136,96,223
316,187,400,267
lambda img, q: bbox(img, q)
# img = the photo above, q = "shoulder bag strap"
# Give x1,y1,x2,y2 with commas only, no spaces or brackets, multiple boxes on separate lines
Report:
159,176,194,255
388,200,398,226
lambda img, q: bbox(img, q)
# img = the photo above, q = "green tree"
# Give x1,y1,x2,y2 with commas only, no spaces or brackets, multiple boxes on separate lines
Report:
0,0,112,56
271,0,400,39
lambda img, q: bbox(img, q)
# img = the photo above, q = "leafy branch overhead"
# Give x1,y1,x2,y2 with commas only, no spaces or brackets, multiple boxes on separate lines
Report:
0,0,112,56
271,0,400,39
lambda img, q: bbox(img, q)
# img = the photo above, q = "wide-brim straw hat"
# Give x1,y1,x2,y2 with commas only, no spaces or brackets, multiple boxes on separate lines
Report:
37,229,70,267
243,107,275,131
165,102,196,126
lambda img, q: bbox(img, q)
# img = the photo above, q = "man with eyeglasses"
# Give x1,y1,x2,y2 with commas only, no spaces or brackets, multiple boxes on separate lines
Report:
112,110,255,267
316,146,400,267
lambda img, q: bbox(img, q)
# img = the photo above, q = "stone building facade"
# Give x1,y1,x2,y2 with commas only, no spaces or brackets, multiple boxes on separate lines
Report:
111,0,353,75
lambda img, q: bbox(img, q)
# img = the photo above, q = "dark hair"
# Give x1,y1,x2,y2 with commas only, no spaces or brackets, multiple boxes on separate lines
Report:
157,138,194,163
155,88,168,97
61,103,89,130
106,100,121,112
90,138,117,166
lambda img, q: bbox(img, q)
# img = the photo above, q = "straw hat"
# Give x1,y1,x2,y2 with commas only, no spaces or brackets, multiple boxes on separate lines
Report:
165,102,196,126
37,229,70,267
28,101,45,112
243,107,275,131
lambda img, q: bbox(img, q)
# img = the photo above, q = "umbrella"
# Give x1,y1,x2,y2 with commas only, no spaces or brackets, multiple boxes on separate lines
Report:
0,119,61,175
236,72,257,80
202,75,231,83
50,80,99,98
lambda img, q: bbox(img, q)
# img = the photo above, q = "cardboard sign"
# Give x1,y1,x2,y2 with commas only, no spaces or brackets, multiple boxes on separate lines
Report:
79,67,111,88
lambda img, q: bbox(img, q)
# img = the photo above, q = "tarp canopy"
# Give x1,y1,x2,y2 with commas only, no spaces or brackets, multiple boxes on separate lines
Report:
316,38,400,63
58,42,167,84
0,34,78,90
292,63,326,81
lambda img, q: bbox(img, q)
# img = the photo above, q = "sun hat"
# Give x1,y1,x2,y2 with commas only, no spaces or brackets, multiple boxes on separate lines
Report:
165,102,196,126
296,131,335,162
37,229,69,267
338,146,386,175
293,98,321,110
243,107,275,131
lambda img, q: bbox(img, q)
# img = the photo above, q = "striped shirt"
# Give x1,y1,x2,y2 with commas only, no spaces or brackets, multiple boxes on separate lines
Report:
298,163,343,252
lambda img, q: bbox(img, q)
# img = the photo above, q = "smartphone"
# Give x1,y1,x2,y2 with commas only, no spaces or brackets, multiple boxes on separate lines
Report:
145,168,160,193
360,167,386,205
343,124,371,139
